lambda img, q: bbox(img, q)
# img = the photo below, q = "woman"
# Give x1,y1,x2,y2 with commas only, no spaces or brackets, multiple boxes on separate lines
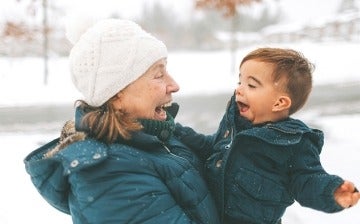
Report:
24,18,219,224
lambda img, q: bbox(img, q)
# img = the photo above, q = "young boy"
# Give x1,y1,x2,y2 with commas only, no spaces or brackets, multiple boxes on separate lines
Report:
175,47,360,224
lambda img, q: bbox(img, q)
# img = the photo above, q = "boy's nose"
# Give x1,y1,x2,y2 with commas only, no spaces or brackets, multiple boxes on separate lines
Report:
235,85,243,96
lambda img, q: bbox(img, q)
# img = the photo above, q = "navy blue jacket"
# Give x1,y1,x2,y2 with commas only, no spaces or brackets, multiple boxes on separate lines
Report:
175,94,344,224
24,110,220,224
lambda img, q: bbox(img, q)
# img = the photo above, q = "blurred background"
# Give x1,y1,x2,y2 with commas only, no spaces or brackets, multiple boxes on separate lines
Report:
0,0,359,223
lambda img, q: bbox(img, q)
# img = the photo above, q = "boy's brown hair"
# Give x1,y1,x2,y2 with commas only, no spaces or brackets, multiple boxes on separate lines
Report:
240,47,315,115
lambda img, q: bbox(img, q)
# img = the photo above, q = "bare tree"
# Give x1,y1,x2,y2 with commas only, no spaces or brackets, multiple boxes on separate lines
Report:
42,0,49,85
195,0,262,75
195,0,261,16
10,0,49,84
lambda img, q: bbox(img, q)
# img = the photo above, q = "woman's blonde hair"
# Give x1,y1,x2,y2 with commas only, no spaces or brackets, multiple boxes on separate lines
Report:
76,97,142,143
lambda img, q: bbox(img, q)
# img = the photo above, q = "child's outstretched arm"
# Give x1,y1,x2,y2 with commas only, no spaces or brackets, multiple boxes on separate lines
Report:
334,180,360,208
168,102,216,160
175,122,216,161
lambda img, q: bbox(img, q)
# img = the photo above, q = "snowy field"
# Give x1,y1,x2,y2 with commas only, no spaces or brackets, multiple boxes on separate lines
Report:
1,42,360,223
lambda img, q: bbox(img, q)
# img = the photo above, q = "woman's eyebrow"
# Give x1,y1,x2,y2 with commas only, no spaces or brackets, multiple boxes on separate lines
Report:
150,63,165,72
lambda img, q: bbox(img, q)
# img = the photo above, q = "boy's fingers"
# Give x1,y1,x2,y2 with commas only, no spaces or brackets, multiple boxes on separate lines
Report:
340,181,351,191
342,181,357,192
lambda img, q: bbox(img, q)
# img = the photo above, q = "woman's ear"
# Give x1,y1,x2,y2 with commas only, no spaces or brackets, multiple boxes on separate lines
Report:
112,92,123,110
272,95,291,112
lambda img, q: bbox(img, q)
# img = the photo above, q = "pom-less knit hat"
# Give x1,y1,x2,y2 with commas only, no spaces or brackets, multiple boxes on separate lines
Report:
66,18,168,107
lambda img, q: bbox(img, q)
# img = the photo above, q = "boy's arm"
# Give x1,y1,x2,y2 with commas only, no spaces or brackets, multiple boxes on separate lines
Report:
167,102,216,160
288,139,346,213
175,122,216,161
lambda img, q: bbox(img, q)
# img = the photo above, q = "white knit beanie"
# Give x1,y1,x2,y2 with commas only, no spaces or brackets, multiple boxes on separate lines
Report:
66,18,168,107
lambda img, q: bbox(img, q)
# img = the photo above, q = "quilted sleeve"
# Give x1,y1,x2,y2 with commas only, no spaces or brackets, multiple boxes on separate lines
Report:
288,136,344,213
174,123,216,161
24,138,71,214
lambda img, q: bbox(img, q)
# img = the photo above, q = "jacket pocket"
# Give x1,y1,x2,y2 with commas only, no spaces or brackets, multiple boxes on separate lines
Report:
226,168,293,223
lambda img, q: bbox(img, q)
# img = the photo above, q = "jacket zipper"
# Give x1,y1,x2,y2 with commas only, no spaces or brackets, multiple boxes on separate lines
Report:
161,143,187,161
218,99,235,222
161,142,197,222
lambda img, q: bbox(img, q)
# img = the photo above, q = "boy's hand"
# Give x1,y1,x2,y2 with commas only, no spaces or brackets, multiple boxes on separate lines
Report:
334,180,360,208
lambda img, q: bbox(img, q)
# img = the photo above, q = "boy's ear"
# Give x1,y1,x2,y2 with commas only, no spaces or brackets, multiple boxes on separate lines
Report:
272,95,291,112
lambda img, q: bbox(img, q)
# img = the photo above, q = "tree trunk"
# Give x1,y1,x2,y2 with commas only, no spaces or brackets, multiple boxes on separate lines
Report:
42,0,48,85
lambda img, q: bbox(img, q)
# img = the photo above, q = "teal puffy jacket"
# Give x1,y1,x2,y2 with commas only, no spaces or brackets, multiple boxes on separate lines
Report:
24,110,220,224
176,94,344,224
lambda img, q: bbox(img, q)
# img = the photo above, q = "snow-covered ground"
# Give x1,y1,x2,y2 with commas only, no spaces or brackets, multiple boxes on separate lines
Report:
1,42,359,106
1,41,360,223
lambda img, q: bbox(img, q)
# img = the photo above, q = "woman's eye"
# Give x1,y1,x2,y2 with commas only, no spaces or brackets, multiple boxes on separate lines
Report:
155,72,164,79
248,84,256,88
156,69,168,79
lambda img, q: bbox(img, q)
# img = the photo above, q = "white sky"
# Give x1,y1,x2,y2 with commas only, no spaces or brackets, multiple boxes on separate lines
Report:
0,0,194,22
61,0,194,19
0,0,345,25
59,0,345,25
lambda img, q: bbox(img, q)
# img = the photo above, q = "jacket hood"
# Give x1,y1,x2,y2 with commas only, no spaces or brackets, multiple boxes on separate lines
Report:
24,136,111,214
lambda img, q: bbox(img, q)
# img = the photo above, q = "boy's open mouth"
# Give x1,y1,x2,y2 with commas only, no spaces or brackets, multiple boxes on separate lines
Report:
238,101,249,113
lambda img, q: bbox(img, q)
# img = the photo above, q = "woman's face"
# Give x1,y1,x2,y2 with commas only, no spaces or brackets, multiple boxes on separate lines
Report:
113,58,179,121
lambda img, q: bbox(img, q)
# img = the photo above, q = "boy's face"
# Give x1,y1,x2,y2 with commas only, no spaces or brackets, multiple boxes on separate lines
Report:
235,59,290,124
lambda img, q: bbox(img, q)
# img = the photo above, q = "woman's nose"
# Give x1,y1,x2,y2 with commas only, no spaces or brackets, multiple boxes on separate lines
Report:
167,75,180,93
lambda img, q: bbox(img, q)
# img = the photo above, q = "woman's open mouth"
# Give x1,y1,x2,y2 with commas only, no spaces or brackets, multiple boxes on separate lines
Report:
154,102,172,121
